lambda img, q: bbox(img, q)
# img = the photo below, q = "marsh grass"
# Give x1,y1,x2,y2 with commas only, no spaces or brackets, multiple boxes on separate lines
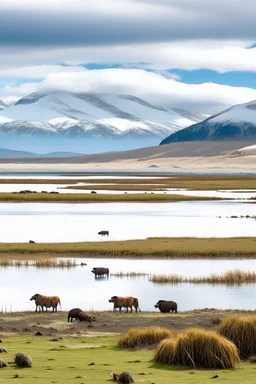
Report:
118,327,175,349
0,259,77,268
149,270,256,285
111,272,148,277
0,237,255,258
154,328,240,369
0,192,222,202
219,315,256,358
0,175,255,190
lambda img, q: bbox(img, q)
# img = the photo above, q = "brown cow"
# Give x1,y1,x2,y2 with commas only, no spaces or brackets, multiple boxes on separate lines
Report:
91,267,109,278
108,296,141,313
30,293,61,312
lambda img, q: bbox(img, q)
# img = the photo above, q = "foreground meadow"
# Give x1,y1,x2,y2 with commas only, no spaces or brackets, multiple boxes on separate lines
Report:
0,330,255,383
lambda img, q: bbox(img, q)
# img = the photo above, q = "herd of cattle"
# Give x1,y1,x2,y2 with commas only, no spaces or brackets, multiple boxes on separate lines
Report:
30,293,178,318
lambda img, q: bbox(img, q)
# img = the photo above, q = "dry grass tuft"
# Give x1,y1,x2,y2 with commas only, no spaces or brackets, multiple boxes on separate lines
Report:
149,270,256,285
118,327,174,349
219,315,256,358
154,328,240,369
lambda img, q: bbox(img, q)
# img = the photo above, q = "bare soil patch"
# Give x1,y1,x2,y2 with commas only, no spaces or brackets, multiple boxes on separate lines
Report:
1,310,256,338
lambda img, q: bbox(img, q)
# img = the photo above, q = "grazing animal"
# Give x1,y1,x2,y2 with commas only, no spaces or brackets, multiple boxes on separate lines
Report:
108,296,141,313
30,293,61,312
0,359,7,368
29,240,35,244
154,300,178,313
68,308,96,322
0,348,7,353
14,352,32,368
91,267,109,278
98,230,109,236
118,371,134,383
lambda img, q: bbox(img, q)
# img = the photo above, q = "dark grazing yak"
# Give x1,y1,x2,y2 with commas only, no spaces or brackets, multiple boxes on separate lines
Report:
154,300,178,313
108,296,141,313
98,230,109,236
67,308,96,323
30,294,61,312
91,267,109,278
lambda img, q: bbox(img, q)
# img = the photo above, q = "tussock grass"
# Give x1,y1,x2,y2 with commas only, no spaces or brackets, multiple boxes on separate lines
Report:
0,238,255,259
219,315,256,358
149,270,256,285
0,192,222,202
118,327,175,349
154,328,240,369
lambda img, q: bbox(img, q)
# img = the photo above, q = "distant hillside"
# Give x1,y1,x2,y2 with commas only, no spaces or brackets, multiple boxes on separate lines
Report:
0,148,84,158
160,100,256,145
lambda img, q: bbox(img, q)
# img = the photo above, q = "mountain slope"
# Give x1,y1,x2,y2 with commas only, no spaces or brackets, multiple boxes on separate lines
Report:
160,100,256,145
0,147,84,158
0,91,204,152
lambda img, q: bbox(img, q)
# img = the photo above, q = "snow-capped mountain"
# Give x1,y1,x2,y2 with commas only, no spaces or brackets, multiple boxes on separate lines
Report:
0,91,203,153
160,100,256,145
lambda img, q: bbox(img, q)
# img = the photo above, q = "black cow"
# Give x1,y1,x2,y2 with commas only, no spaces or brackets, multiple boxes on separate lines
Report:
98,230,109,236
91,267,109,278
154,300,178,313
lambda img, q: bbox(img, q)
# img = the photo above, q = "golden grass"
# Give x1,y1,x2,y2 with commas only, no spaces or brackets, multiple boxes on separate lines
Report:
0,237,255,259
111,272,148,277
154,328,240,369
1,175,255,190
0,192,222,202
0,258,77,268
118,327,175,349
219,315,256,358
149,270,256,285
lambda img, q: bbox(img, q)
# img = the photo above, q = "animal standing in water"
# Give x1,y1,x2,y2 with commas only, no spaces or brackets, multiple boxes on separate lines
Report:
98,230,109,236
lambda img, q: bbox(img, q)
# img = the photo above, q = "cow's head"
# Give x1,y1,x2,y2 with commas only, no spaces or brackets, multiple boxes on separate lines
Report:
108,296,118,303
30,293,40,301
154,300,165,308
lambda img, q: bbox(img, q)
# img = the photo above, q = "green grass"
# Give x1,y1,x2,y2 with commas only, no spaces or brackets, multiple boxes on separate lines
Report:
1,335,255,384
0,192,224,202
0,237,256,259
149,270,256,285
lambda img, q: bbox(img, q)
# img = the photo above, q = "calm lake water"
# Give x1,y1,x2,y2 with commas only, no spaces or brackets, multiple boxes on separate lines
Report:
0,201,255,242
1,258,255,312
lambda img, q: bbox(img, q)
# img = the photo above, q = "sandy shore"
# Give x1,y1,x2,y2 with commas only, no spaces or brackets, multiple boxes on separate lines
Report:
0,141,255,174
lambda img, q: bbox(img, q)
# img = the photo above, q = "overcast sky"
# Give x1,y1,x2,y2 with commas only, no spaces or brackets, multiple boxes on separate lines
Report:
0,0,256,113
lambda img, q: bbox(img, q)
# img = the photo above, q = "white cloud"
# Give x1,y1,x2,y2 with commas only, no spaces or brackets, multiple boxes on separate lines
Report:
37,68,256,113
0,65,85,79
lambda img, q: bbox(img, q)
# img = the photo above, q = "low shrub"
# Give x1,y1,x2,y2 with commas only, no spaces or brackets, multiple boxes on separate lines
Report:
219,315,256,358
154,328,240,369
118,327,174,349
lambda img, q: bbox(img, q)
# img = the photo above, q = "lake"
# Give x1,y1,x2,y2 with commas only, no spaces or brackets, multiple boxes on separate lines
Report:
0,258,255,312
0,201,255,242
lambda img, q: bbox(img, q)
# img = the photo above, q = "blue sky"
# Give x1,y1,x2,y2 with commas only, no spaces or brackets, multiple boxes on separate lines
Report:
0,0,256,113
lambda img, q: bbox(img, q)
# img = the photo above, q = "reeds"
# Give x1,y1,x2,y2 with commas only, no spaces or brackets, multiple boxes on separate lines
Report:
219,315,256,358
118,327,175,349
0,259,77,268
111,272,148,277
149,270,256,285
154,328,240,369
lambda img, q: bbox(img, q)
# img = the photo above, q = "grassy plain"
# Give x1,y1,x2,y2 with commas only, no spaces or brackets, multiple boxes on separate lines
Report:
0,334,255,384
0,237,255,259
